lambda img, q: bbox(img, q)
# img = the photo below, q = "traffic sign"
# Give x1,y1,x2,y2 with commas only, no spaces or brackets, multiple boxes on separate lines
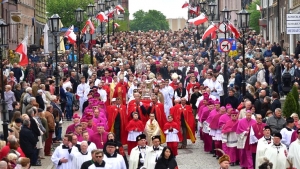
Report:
217,38,237,52
220,40,232,52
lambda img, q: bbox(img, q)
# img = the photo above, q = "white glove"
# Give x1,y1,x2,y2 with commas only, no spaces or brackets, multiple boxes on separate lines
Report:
140,102,143,106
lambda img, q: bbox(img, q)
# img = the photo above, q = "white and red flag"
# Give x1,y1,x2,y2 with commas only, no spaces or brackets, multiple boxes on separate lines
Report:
15,36,28,66
227,22,240,38
115,5,124,13
188,13,208,26
182,1,189,8
81,19,95,34
202,23,218,40
114,23,120,29
96,12,108,22
189,6,199,16
64,25,74,37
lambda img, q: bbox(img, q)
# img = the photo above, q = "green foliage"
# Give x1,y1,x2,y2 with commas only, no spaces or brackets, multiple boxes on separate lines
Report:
283,92,297,118
291,85,300,113
83,53,91,64
247,0,261,33
130,10,169,32
46,0,94,27
106,20,130,34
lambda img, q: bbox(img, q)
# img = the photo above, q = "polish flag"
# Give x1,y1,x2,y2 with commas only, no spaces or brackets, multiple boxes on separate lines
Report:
106,10,115,19
114,23,120,29
189,6,199,16
115,5,124,13
202,23,218,40
188,13,208,26
211,30,217,39
81,19,95,34
256,4,262,11
67,31,77,44
96,12,108,22
64,25,74,37
227,22,240,38
15,36,28,66
182,1,189,8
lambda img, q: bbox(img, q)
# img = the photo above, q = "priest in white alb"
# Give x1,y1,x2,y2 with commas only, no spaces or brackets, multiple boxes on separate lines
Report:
255,126,273,169
287,128,300,169
70,141,91,169
143,135,164,169
264,133,287,169
51,135,74,169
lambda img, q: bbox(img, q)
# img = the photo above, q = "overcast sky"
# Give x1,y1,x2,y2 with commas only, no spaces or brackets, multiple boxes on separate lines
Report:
129,0,188,20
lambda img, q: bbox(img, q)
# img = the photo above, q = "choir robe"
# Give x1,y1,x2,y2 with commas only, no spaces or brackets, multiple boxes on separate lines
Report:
107,104,128,145
82,127,94,137
249,122,266,153
109,82,117,104
74,132,84,142
221,119,239,163
170,104,196,143
66,123,77,134
127,100,148,124
70,151,91,169
209,113,223,157
87,124,98,133
163,121,180,156
201,107,214,152
76,83,90,112
264,143,287,169
256,136,273,169
88,161,112,169
89,132,108,149
287,139,300,169
129,146,150,169
103,152,127,169
160,87,173,117
113,82,128,105
144,119,163,146
144,146,164,169
51,145,74,169
218,113,231,154
87,141,97,153
236,118,256,169
126,119,145,155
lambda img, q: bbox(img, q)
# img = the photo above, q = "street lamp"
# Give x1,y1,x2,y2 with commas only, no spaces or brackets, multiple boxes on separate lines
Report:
105,0,111,43
220,6,232,99
50,14,61,96
98,0,106,35
75,8,84,80
208,1,217,65
111,1,116,36
237,8,250,96
87,3,96,65
0,20,9,142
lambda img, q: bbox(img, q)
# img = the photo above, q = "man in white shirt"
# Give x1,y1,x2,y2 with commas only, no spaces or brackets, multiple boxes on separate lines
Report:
280,117,295,149
97,82,107,103
76,77,90,113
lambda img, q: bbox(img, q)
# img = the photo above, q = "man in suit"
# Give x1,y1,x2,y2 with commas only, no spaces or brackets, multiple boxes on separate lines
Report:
271,92,281,112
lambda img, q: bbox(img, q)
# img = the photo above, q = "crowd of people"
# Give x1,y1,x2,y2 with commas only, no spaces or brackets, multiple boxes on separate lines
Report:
0,27,299,169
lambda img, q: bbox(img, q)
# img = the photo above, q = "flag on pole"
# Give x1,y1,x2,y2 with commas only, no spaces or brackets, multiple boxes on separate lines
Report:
15,36,28,66
115,5,124,13
68,31,77,44
227,22,240,38
188,13,208,26
202,23,218,40
43,23,49,54
64,25,74,37
182,1,189,8
96,12,108,22
189,6,199,16
106,10,115,19
256,4,261,11
114,23,120,29
81,19,95,34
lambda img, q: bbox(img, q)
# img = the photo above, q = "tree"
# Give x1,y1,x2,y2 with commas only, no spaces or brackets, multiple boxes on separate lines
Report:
46,0,94,27
130,10,169,31
247,0,260,33
291,85,300,113
283,92,297,118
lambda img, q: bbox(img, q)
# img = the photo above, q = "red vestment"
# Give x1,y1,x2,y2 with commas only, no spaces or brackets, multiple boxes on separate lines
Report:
169,82,179,91
186,82,197,94
125,119,145,155
170,104,196,143
163,121,180,156
107,105,128,144
249,122,266,153
127,100,148,124
102,85,110,106
150,102,167,143
113,82,128,105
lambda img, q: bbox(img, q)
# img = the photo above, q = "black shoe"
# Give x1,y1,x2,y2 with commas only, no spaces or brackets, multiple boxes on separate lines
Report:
216,156,220,159
212,154,216,157
230,162,235,166
235,161,240,165
32,163,42,166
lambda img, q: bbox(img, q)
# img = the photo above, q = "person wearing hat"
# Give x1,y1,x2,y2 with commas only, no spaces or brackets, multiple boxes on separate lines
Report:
200,99,215,153
106,97,128,145
264,132,287,169
144,135,164,169
80,118,94,137
287,128,300,169
255,126,273,169
218,153,230,169
126,112,145,155
129,133,149,169
221,109,239,166
113,74,128,105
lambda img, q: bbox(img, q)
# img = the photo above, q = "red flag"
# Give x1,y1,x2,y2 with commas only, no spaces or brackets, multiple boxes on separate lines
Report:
114,23,120,29
67,31,77,44
189,6,199,16
81,19,95,34
202,23,218,40
188,13,208,26
211,30,217,40
15,37,28,66
227,22,240,38
64,25,73,37
96,12,108,22
115,5,124,13
182,1,189,8
106,10,115,19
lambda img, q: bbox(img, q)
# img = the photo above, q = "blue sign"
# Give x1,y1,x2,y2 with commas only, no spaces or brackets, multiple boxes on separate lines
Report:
60,27,79,32
218,38,237,52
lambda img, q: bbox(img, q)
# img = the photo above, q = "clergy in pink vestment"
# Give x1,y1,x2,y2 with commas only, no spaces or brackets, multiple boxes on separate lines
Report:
92,109,101,124
236,110,256,169
201,100,215,152
73,124,84,142
290,130,298,143
80,118,94,137
65,113,81,134
206,99,221,124
249,114,265,168
221,109,239,165
218,104,233,154
197,94,209,140
209,106,225,157
89,123,108,149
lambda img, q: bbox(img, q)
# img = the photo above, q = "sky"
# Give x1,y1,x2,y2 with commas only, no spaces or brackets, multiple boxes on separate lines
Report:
129,0,188,20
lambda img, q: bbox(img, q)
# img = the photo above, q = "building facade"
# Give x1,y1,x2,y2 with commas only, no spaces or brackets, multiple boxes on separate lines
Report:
34,0,47,48
17,0,35,45
167,18,187,31
1,1,18,49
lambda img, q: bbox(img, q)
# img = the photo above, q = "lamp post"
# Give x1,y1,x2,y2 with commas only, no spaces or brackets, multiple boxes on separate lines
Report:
111,1,115,36
50,14,61,96
220,6,232,99
75,8,84,80
98,0,106,35
208,1,217,65
0,20,9,142
105,0,111,43
87,3,96,66
237,8,250,96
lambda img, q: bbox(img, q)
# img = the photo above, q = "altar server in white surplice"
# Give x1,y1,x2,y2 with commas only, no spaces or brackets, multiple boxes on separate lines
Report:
88,150,112,169
287,128,300,169
129,134,150,169
51,135,74,169
71,141,92,169
76,77,90,112
82,131,97,153
255,126,273,169
143,135,164,169
103,141,126,169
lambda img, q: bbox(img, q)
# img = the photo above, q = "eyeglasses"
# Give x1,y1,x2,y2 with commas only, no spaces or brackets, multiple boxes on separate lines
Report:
96,156,103,158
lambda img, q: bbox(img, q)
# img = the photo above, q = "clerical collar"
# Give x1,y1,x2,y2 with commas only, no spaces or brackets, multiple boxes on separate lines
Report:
139,146,146,149
264,137,271,140
285,127,292,131
80,151,88,155
87,141,91,145
153,146,159,151
94,161,105,167
62,145,69,149
274,143,281,147
105,152,117,158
